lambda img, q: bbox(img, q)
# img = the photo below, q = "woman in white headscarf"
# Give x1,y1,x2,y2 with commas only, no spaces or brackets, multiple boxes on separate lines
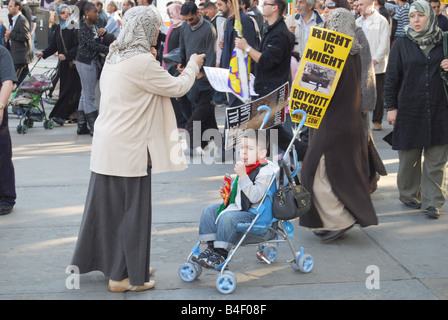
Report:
385,0,448,219
71,6,205,292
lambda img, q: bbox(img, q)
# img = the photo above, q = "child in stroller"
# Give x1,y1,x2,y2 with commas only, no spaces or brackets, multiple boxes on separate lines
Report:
194,129,275,269
180,109,314,294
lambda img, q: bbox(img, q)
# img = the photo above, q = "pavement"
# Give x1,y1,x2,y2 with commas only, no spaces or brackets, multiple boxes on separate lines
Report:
1,16,447,303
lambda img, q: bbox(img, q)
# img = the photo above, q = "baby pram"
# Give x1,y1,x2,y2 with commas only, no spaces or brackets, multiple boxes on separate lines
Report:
179,107,314,294
9,58,55,134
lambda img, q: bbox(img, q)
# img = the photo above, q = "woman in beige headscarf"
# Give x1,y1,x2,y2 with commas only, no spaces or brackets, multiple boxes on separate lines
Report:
71,6,205,292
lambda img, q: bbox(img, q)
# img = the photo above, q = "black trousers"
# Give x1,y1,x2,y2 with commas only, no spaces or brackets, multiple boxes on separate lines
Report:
372,73,385,124
185,88,218,149
0,108,16,207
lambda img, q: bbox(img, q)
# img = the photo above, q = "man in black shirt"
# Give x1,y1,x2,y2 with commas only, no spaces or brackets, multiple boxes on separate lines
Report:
235,0,293,96
0,46,17,215
235,0,308,160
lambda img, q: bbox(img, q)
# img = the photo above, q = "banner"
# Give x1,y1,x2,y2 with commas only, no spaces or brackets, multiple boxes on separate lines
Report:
289,27,353,129
228,0,251,104
224,82,289,149
204,66,257,97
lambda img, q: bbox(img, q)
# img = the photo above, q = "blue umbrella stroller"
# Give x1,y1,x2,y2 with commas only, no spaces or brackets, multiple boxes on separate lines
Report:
179,107,314,294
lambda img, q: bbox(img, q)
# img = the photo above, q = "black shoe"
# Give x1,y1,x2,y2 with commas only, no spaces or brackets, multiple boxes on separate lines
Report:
85,110,98,136
320,224,354,242
426,206,440,219
313,230,330,237
192,247,215,265
77,111,90,135
51,117,64,126
400,200,421,209
204,252,226,269
0,205,14,216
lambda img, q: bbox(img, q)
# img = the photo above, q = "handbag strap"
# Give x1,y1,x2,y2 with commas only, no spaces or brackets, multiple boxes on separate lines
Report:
60,27,68,54
443,32,447,59
279,159,296,187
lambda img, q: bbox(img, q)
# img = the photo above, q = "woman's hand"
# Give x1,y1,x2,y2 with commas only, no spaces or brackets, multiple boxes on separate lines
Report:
189,53,206,69
150,46,157,58
387,109,397,126
35,52,43,59
441,59,448,72
97,28,107,36
58,54,67,61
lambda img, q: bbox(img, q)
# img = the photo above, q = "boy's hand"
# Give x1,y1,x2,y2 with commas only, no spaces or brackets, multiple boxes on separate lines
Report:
219,186,224,198
234,161,247,178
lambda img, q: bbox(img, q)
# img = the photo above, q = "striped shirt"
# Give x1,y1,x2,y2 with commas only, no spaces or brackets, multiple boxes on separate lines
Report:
385,2,410,38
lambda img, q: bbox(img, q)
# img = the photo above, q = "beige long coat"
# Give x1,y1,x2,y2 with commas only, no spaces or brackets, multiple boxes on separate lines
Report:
90,53,199,177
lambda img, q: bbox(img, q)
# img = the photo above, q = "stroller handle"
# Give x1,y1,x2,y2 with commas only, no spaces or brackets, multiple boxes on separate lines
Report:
257,105,271,130
283,109,308,157
291,109,307,130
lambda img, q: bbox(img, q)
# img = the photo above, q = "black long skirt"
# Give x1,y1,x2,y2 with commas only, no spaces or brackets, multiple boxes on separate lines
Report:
49,60,81,120
71,167,152,286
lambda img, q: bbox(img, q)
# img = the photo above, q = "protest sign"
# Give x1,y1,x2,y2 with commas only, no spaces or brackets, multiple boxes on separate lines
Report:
224,82,289,149
289,27,353,129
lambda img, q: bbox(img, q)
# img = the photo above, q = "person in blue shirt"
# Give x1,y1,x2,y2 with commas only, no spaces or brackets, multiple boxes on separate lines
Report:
105,1,121,37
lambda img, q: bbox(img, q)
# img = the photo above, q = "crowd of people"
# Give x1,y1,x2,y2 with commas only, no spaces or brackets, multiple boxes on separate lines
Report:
1,0,448,292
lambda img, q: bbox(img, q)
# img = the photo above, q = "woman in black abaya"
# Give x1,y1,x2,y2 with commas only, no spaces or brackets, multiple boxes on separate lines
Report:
36,4,81,125
299,8,378,242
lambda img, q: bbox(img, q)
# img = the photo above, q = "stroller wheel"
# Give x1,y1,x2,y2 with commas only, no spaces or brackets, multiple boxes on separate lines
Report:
44,120,55,130
25,118,34,128
190,260,202,278
179,262,198,282
216,271,237,294
298,254,314,273
291,253,314,273
17,124,28,134
262,245,278,263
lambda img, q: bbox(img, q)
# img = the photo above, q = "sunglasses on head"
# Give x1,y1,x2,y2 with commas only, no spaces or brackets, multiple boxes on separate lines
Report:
323,2,336,8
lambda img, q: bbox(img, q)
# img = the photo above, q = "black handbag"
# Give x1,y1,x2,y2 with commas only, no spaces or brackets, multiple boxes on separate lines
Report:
272,159,311,220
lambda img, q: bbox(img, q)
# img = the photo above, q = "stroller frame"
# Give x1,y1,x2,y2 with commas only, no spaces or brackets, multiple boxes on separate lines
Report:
7,58,56,134
179,108,314,294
